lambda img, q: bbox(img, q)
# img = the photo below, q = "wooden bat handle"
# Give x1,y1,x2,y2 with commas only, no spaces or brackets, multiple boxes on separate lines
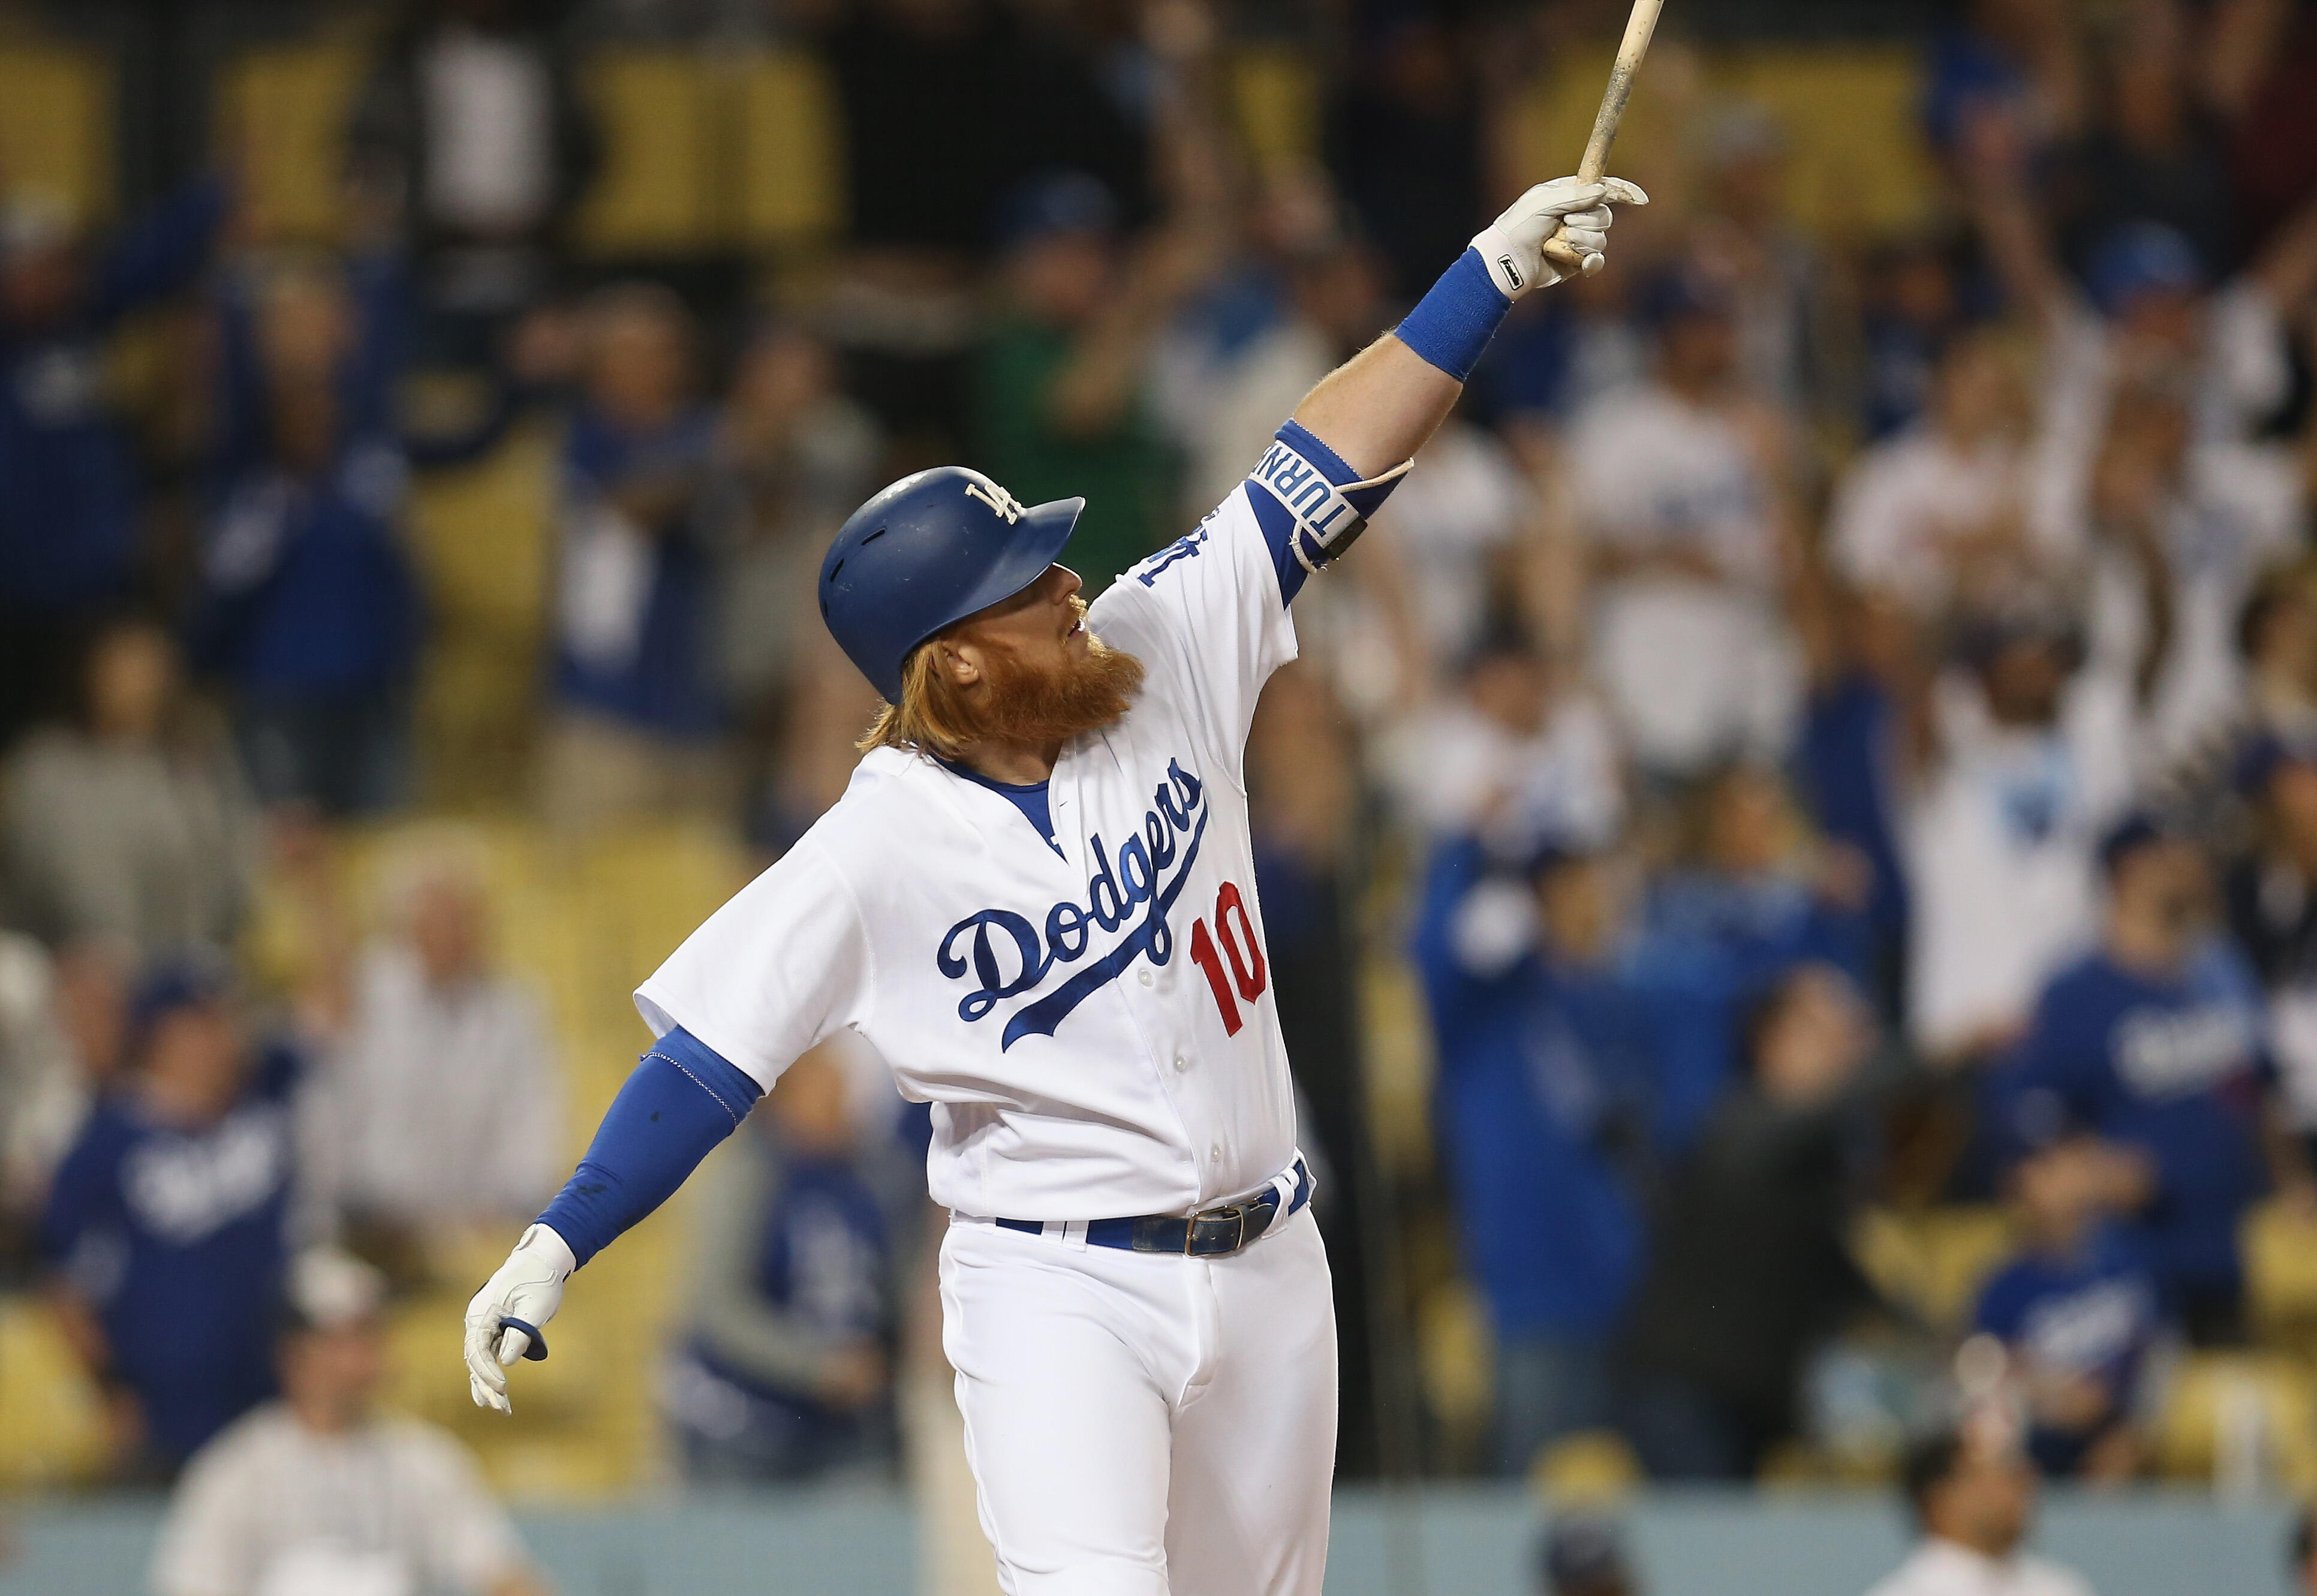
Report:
1540,0,1668,275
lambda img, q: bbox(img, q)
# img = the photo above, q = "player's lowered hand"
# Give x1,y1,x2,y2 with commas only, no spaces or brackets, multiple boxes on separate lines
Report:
462,1222,575,1414
1472,176,1650,299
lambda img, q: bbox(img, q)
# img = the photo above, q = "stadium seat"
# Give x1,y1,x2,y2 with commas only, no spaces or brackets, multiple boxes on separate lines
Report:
1505,41,1941,243
1227,47,1322,180
213,42,365,244
0,1294,110,1488
2244,1198,2317,1353
1849,1204,2018,1335
0,43,115,228
2151,1352,2317,1495
736,50,846,254
571,51,724,258
405,421,561,808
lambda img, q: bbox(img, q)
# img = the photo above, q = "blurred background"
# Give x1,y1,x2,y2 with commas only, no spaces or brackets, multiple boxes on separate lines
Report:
1,0,2316,1591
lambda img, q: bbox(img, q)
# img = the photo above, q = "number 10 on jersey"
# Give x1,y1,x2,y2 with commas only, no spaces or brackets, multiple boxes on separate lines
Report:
1188,881,1268,1034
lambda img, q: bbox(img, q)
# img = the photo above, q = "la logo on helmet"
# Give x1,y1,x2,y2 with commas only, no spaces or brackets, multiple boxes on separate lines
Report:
964,480,1026,523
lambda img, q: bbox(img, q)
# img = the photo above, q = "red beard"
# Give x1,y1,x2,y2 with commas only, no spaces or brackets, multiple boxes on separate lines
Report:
965,625,1146,746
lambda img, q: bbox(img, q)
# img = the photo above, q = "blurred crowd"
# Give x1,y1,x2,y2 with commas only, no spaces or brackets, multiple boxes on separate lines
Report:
2,0,2317,1554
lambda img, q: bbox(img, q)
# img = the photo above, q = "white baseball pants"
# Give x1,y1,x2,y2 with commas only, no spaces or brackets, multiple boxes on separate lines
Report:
937,1204,1337,1596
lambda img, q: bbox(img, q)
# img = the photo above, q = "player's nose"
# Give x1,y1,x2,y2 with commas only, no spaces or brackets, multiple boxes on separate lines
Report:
1049,565,1084,604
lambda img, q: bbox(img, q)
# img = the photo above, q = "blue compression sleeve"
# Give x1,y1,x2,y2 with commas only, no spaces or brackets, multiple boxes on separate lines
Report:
535,1026,764,1267
1394,248,1513,382
1247,420,1412,603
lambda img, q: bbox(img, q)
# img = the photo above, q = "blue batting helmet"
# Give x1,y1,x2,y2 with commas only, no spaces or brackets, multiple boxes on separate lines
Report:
819,467,1083,701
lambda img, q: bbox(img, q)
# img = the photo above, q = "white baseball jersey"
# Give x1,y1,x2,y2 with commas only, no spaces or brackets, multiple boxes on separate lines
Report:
636,481,1301,1221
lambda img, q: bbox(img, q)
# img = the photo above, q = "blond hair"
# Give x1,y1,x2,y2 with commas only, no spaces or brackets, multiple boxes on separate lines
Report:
857,642,976,760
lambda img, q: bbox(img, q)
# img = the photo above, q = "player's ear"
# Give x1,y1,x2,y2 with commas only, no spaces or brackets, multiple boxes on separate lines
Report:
935,636,983,687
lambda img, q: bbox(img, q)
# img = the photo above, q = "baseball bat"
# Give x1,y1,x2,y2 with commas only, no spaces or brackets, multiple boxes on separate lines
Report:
1539,0,1668,275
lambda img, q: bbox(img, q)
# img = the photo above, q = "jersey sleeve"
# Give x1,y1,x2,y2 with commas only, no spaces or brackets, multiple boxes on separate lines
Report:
1093,419,1405,779
633,838,872,1092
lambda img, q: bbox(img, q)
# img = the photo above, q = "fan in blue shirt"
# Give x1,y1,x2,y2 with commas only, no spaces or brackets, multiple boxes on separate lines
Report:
663,1049,902,1483
1974,1140,2160,1480
1648,763,1877,1001
1413,835,1726,1476
39,960,303,1475
1991,815,2276,1342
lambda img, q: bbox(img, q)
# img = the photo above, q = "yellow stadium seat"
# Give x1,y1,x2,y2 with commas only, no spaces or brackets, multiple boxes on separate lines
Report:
1850,1204,2018,1335
213,43,366,245
0,43,115,226
1507,41,1941,245
0,1294,109,1489
1418,1278,1494,1467
407,421,561,809
1714,46,1943,241
2152,1352,2317,1495
572,51,725,257
736,50,845,252
2245,1199,2317,1350
1228,47,1322,181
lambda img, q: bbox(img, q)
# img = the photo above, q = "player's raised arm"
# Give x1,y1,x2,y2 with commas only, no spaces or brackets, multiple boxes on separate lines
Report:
1291,176,1646,482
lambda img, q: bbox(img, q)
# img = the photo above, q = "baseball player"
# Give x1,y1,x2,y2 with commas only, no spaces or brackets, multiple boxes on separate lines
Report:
464,171,1645,1594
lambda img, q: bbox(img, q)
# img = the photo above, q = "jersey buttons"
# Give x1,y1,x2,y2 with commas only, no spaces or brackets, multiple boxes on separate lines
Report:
1138,968,1154,987
1209,1143,1223,1163
1173,1053,1190,1073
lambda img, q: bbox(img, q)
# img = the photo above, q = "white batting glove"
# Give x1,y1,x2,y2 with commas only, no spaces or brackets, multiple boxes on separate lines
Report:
462,1222,574,1414
1472,176,1650,299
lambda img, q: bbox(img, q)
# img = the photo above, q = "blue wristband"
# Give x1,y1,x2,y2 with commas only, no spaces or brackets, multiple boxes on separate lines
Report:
1394,248,1513,383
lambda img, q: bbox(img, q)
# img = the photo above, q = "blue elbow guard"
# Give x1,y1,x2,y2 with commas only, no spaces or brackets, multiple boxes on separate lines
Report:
535,1028,764,1268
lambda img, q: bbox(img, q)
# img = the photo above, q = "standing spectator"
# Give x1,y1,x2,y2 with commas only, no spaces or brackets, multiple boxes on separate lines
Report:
312,839,560,1251
1973,1140,2160,1480
663,1046,904,1483
191,256,425,817
1648,762,1877,1001
1992,815,2275,1342
1904,604,2138,1063
0,179,230,743
2153,566,2317,825
347,0,600,371
1377,619,1624,850
1618,965,1898,1479
1852,234,1975,444
1690,102,1839,419
1965,102,2317,455
973,174,1214,593
1414,835,1723,1475
1570,266,1800,778
151,1248,550,1596
540,283,724,829
1150,188,1372,524
705,325,883,746
2,617,252,959
2066,374,2305,777
40,960,309,1476
1829,327,2049,622
1864,1427,2096,1596
1789,540,1936,1017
